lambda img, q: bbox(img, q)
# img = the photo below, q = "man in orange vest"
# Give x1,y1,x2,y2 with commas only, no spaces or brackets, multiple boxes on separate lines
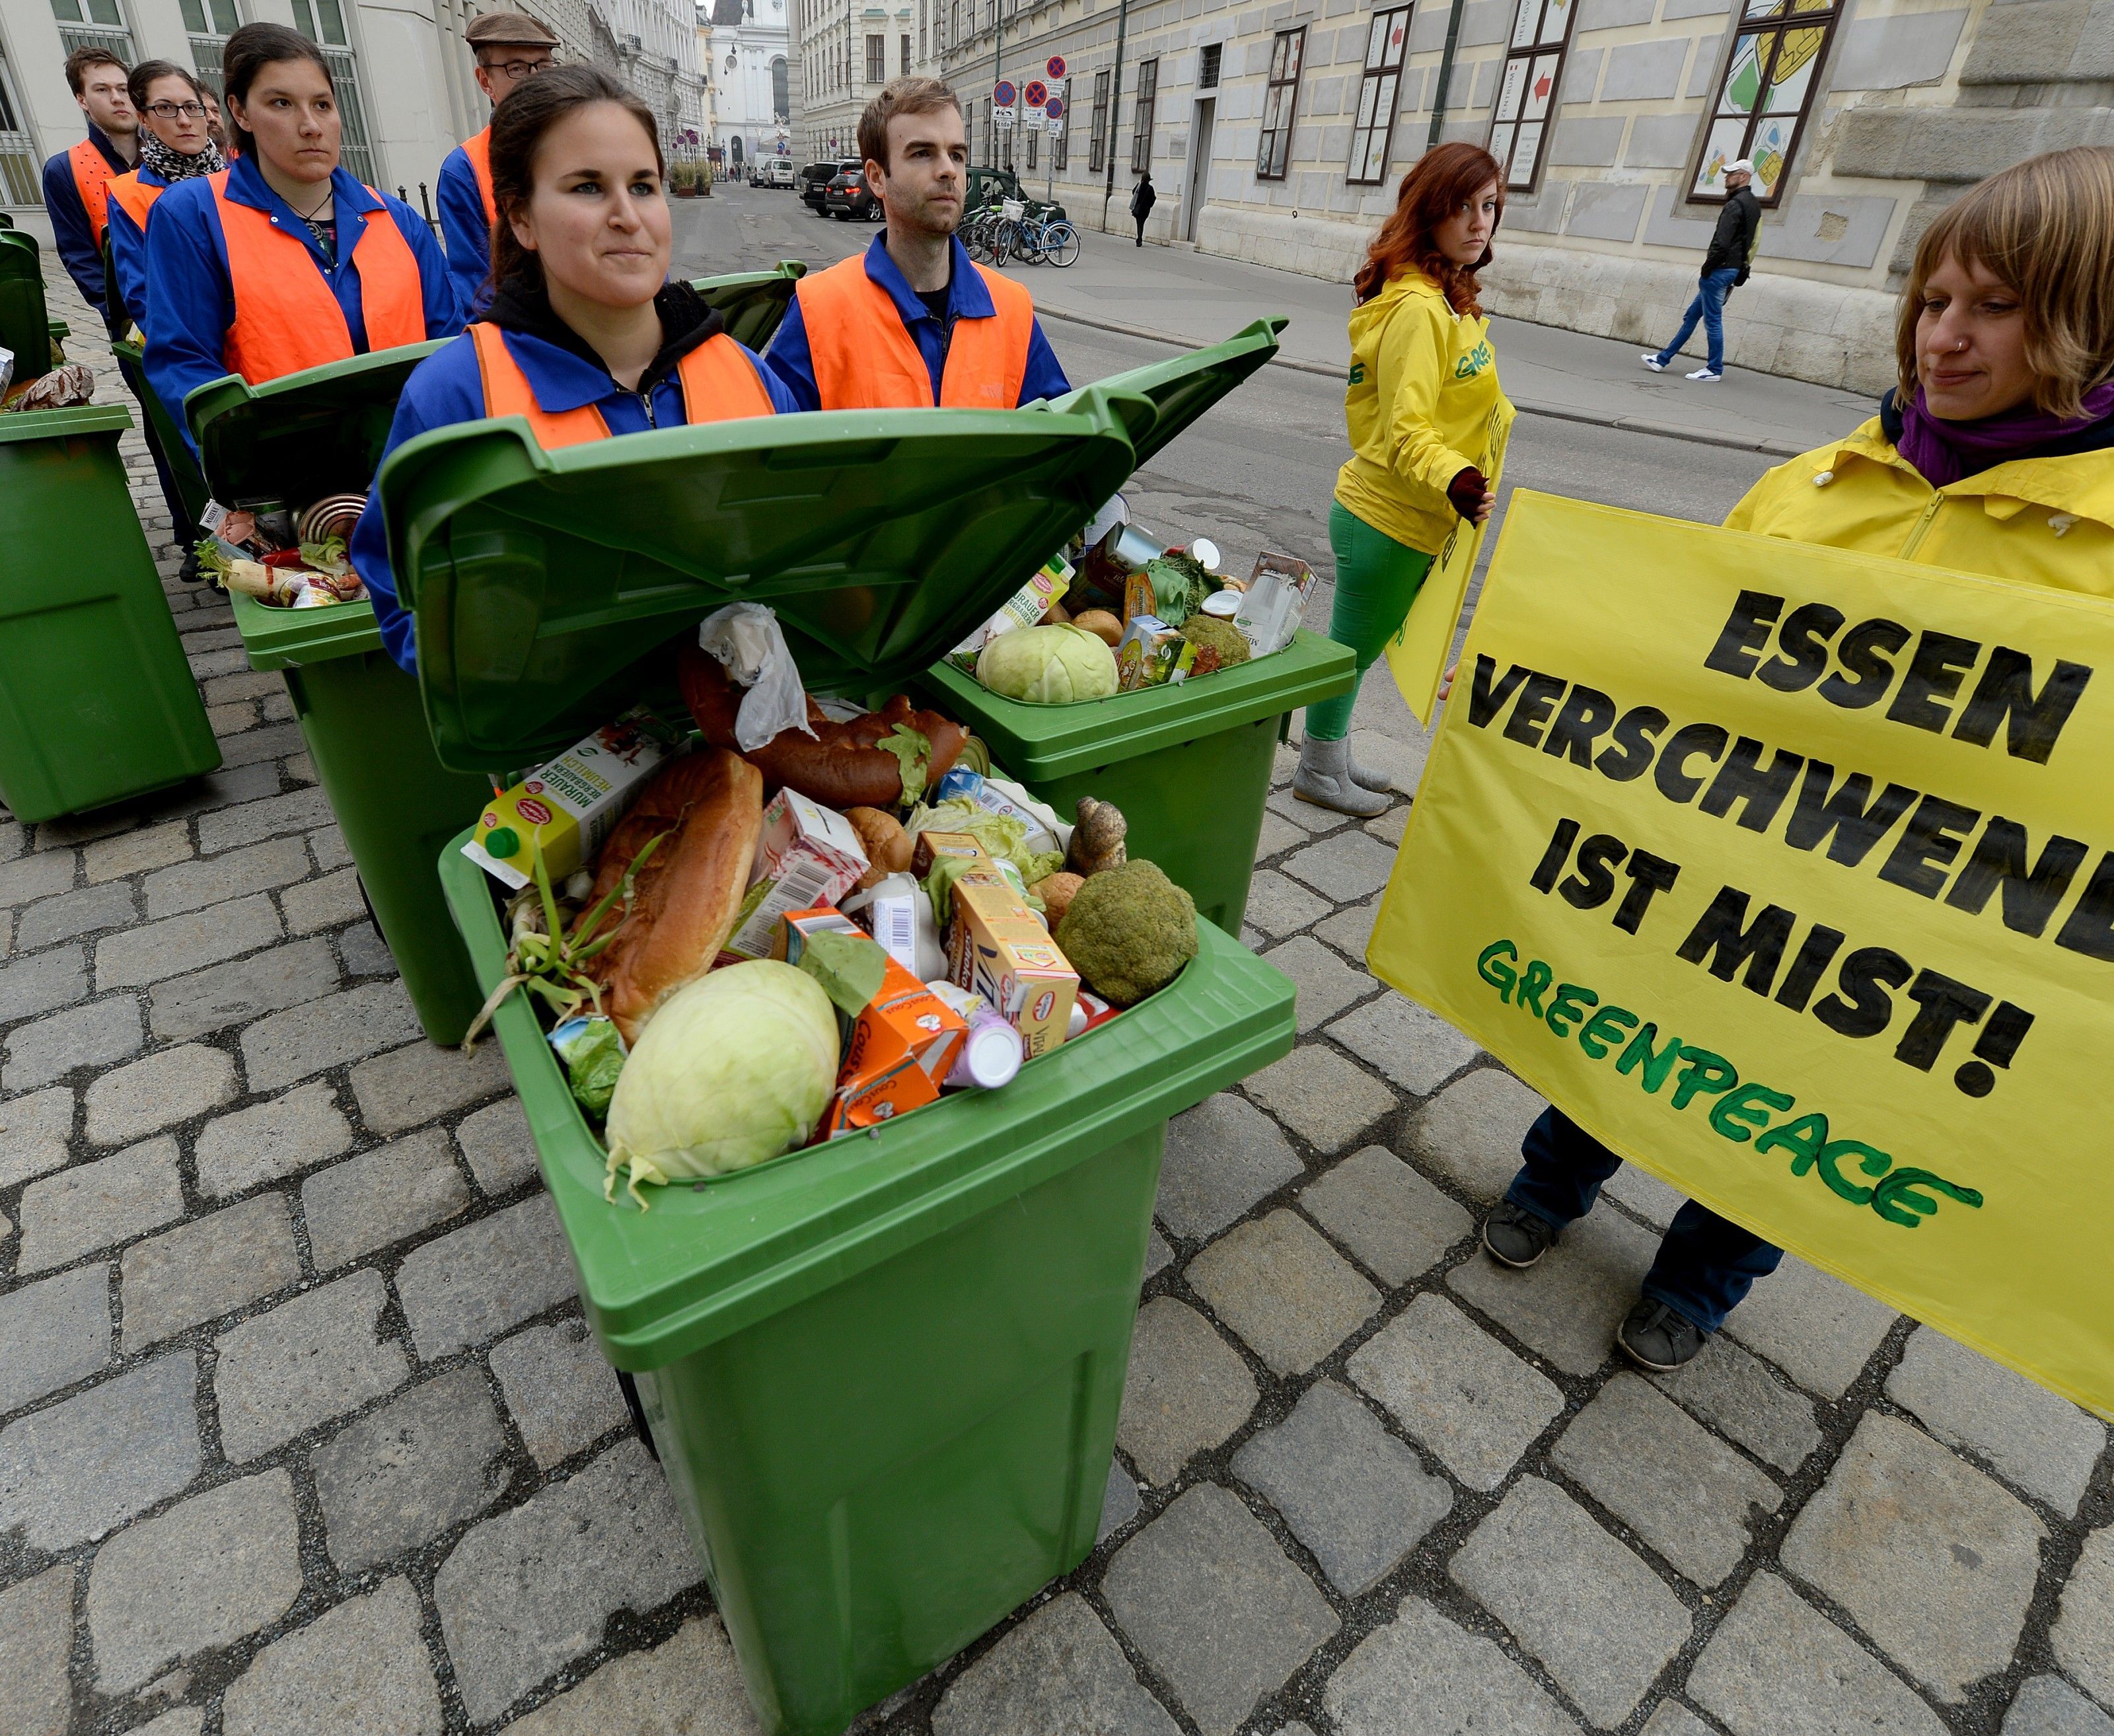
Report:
40,45,139,316
764,77,1070,411
435,10,560,315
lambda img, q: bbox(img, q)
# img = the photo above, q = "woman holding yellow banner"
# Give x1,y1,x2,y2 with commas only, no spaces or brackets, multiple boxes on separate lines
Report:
1294,143,1510,817
1480,146,2114,1374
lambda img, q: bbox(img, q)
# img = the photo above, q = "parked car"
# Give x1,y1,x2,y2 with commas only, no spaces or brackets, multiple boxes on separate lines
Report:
800,159,856,213
762,157,796,189
965,165,1068,224
826,163,885,221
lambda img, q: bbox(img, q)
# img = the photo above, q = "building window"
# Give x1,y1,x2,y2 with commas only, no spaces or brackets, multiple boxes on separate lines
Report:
1488,0,1576,194
48,0,137,65
1088,67,1109,173
1694,0,1842,205
1027,127,1037,170
900,32,909,73
0,43,40,205
865,34,885,83
1347,7,1408,186
289,0,380,186
1131,57,1157,171
1255,26,1304,181
1053,89,1068,170
1198,42,1220,90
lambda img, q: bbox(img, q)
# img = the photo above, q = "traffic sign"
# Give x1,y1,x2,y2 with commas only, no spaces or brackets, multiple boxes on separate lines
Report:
995,105,1015,128
1044,95,1064,122
1023,79,1048,107
994,79,1017,107
1026,105,1045,132
1046,55,1066,79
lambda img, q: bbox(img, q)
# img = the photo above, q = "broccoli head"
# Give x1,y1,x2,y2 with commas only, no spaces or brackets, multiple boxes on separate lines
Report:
1054,859,1199,1007
1179,614,1253,676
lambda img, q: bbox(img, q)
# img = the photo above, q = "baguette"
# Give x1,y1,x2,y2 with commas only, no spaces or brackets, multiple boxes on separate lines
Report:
678,645,967,809
578,748,764,1046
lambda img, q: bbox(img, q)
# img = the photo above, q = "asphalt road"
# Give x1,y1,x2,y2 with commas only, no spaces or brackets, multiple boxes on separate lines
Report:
672,184,1777,591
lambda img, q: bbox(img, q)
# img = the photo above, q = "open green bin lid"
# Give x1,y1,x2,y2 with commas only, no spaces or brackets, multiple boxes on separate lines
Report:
381,320,1284,773
188,341,449,505
383,386,1148,770
690,258,805,351
1054,316,1286,470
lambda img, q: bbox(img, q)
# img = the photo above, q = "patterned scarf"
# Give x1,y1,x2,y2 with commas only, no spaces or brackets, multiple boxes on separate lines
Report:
138,128,224,185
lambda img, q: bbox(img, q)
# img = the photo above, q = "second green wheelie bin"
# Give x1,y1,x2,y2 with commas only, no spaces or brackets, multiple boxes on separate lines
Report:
396,386,1298,1735
0,403,221,822
188,264,814,1045
918,320,1356,935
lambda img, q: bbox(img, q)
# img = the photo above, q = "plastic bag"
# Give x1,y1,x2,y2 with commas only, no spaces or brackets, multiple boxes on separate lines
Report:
696,603,815,750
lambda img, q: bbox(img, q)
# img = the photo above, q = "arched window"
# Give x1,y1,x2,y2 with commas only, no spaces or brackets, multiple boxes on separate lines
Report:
771,54,788,120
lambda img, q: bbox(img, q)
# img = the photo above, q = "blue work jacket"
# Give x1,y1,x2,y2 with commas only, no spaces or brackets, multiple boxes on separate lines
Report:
40,124,131,307
434,141,493,318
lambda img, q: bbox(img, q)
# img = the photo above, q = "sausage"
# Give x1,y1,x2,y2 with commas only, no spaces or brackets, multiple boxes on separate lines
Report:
678,645,968,809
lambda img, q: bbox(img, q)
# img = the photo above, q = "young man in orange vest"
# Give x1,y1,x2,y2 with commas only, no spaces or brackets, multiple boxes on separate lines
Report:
764,77,1070,411
40,46,138,317
436,11,560,316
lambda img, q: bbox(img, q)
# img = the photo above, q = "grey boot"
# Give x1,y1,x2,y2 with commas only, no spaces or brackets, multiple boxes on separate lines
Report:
1293,736,1391,817
1346,748,1395,793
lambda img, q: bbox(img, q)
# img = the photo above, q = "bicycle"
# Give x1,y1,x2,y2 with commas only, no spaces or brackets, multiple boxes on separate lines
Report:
1009,213,1081,267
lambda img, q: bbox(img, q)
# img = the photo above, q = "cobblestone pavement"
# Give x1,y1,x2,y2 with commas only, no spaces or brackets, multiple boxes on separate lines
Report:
5,256,2111,1736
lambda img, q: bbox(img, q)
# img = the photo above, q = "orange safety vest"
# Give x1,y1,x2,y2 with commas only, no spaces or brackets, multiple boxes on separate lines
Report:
462,127,496,226
104,169,161,237
208,170,428,384
468,320,774,447
795,252,1034,410
69,137,118,239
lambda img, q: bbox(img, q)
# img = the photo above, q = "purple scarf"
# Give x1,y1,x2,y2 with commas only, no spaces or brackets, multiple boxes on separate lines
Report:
1895,379,2114,487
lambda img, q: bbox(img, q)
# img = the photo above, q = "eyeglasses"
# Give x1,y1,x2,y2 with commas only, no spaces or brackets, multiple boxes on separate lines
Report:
146,100,209,119
480,56,556,81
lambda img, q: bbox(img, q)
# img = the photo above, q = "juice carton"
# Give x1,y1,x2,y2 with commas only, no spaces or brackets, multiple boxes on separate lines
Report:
781,908,968,1130
1233,552,1317,657
720,789,870,963
947,553,1075,667
947,875,1078,1058
464,707,681,889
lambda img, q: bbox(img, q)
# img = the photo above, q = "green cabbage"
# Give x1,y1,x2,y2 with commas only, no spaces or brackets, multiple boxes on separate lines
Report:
602,961,840,1206
975,623,1119,705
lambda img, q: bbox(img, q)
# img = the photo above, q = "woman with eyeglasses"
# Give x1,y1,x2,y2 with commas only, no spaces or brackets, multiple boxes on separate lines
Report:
103,61,222,335
143,21,462,456
435,10,561,316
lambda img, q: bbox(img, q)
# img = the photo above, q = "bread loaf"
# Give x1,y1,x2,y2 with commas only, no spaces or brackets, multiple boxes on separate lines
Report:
679,646,968,809
579,748,764,1045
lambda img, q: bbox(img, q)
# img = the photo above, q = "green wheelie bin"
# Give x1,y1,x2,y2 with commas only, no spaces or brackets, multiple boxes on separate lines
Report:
188,340,493,1045
396,384,1298,1735
916,319,1356,935
0,403,222,821
188,264,815,1044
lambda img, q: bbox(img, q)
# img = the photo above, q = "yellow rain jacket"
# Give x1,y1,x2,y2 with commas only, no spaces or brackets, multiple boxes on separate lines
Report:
1726,414,2114,593
1335,266,1512,557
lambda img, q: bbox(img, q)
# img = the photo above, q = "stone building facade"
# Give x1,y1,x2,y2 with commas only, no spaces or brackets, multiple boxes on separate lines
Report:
791,0,933,157
915,0,2111,390
0,0,702,227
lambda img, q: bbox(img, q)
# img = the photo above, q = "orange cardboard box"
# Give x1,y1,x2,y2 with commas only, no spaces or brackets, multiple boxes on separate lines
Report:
781,908,968,1130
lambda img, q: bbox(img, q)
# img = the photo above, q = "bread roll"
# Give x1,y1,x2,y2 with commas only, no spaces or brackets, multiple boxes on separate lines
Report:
579,748,764,1046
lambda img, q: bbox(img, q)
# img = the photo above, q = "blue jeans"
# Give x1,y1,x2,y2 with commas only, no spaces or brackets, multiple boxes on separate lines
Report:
1506,1106,1782,1334
1654,267,1739,374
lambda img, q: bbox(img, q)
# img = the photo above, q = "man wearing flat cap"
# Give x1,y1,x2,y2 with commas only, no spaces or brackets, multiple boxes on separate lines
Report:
436,9,560,314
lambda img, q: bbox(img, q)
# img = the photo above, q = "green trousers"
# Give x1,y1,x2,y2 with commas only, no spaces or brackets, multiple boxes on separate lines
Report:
1305,499,1436,742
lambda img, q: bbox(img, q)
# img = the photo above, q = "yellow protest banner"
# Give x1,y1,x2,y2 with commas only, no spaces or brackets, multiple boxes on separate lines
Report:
1368,491,2114,1418
1384,398,1515,725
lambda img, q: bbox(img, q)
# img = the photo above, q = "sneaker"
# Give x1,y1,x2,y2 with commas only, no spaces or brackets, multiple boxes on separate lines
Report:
1640,354,1667,373
1687,367,1724,382
1482,1202,1559,1269
1616,1299,1706,1371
